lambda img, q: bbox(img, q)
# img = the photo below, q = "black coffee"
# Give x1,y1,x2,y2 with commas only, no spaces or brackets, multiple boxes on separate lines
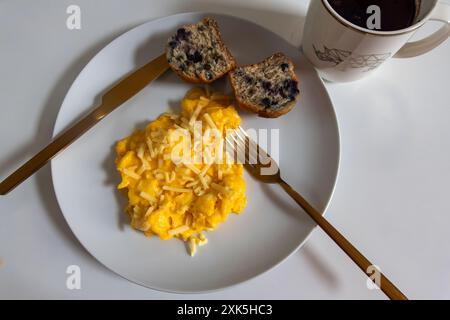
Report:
327,0,418,31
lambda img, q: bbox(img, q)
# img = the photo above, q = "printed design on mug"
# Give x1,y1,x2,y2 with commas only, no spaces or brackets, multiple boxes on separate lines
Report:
313,45,391,71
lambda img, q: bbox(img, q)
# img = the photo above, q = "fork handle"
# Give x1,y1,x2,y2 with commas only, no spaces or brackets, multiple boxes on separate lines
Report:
279,179,407,300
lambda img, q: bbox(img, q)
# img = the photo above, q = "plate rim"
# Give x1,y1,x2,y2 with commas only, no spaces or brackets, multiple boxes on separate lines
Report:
50,11,341,294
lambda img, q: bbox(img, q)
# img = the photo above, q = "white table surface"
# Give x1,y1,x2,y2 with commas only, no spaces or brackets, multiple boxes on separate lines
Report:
1,0,449,300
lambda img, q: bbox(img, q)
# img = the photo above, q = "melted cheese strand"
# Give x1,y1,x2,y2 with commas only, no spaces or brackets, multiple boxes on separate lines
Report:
162,186,192,193
168,225,189,236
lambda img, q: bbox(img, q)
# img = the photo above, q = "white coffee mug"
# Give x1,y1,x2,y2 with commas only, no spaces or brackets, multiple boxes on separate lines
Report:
302,0,450,82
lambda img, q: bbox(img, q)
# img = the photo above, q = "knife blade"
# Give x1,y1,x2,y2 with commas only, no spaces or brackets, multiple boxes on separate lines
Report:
0,53,169,195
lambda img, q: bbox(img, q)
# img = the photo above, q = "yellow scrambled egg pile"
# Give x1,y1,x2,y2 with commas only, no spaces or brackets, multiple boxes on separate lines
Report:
115,88,246,255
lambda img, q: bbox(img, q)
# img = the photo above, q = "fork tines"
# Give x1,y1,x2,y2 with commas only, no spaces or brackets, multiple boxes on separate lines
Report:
225,126,271,166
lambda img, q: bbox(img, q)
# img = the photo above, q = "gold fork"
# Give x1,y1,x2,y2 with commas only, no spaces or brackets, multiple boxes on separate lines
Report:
225,126,407,300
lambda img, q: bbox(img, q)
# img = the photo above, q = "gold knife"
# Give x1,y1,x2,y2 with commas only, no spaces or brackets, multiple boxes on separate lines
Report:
0,53,169,195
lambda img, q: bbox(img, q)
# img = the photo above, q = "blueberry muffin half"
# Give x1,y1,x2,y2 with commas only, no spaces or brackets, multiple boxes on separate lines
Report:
166,17,236,83
229,53,300,118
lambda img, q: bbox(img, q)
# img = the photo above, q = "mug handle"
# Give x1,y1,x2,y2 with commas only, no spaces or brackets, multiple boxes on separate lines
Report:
394,2,450,58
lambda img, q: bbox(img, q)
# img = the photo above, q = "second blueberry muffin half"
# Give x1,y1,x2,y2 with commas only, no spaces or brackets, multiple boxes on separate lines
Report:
229,53,300,118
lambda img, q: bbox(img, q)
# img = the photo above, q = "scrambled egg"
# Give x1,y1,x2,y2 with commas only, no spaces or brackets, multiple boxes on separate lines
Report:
115,88,247,255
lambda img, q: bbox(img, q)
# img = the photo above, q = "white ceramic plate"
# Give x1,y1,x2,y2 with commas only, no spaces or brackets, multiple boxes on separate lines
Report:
51,12,340,293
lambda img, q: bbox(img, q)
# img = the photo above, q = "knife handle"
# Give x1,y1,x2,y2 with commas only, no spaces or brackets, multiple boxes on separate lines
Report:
0,107,102,195
0,53,169,195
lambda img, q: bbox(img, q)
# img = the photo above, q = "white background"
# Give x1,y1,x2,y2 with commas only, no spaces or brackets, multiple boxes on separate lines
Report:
1,0,449,299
